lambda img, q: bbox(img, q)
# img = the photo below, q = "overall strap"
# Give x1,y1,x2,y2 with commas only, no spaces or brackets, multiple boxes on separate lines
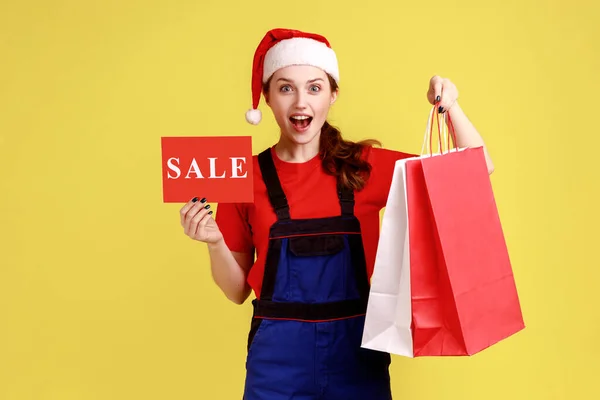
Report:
338,184,355,217
258,147,356,219
258,148,290,221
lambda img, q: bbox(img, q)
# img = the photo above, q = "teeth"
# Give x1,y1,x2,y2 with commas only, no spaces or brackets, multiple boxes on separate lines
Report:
291,115,310,120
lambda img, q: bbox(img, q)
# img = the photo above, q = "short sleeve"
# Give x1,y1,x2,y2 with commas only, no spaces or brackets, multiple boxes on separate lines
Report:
215,202,254,254
366,146,417,208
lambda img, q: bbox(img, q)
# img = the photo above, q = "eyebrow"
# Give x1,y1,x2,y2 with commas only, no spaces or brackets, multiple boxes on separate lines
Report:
276,78,325,83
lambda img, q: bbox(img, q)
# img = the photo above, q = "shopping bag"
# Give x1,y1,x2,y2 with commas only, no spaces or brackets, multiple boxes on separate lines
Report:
361,106,525,357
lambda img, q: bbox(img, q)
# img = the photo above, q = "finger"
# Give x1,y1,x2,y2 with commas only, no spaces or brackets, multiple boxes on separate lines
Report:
430,76,443,104
180,197,203,226
427,86,436,105
438,81,457,113
194,209,214,239
182,197,208,227
185,206,207,237
185,201,210,228
182,201,203,234
186,203,212,236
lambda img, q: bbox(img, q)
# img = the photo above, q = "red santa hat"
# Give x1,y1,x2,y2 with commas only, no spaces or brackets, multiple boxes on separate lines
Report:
245,28,340,125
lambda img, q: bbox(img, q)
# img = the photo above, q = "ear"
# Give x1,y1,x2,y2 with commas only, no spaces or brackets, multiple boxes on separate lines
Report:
330,88,339,105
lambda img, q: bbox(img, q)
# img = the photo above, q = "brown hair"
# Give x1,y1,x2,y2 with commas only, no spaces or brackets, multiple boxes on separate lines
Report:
263,74,381,191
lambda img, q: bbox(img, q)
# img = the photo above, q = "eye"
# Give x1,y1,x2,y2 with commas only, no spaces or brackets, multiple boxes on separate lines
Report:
309,85,321,92
279,85,292,92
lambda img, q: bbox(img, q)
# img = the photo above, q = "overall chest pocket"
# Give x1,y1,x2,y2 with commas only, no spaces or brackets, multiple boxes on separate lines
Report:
274,234,358,303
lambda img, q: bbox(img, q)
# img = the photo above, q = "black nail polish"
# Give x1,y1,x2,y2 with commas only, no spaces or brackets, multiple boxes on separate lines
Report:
192,197,198,203
208,211,213,215
204,204,210,209
438,106,444,113
436,95,441,102
200,198,207,203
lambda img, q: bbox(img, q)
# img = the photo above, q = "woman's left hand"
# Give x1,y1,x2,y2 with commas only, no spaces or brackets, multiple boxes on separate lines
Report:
427,75,459,113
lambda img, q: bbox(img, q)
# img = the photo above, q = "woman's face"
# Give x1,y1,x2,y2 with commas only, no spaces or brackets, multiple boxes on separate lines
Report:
265,65,338,146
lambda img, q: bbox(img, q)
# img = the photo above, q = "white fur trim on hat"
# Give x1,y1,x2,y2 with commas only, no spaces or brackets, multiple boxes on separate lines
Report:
262,37,340,83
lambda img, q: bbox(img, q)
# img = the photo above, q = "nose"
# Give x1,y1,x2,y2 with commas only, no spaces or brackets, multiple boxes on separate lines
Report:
293,91,308,109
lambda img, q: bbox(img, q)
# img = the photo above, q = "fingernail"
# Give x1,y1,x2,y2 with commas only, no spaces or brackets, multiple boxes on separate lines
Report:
200,198,207,203
204,204,210,209
438,106,444,113
208,211,213,215
192,197,198,203
435,95,441,102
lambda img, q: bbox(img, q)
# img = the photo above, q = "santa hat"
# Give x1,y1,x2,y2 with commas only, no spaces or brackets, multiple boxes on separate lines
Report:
245,28,340,125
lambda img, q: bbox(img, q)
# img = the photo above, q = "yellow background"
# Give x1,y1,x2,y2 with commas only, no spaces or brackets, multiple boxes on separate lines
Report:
1,0,598,399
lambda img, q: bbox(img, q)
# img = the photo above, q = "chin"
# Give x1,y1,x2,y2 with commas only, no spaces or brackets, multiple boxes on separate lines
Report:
285,130,320,145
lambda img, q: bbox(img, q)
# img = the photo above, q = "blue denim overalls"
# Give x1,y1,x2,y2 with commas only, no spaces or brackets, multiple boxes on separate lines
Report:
243,148,392,400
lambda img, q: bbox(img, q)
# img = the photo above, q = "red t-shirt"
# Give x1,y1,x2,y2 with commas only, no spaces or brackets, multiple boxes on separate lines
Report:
215,145,415,298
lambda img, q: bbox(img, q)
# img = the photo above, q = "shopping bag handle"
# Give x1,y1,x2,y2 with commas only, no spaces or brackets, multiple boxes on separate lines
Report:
420,105,458,156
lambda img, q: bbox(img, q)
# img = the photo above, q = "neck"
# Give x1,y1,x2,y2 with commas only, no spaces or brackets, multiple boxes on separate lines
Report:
274,133,321,163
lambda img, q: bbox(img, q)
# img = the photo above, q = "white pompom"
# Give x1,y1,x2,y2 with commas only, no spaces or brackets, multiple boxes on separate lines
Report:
245,109,262,125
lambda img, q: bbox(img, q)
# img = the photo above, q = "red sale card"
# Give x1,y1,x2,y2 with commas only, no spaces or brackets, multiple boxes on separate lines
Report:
161,136,254,203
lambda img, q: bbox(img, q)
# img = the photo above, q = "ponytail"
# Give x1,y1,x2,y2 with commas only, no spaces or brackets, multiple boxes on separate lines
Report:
319,120,381,191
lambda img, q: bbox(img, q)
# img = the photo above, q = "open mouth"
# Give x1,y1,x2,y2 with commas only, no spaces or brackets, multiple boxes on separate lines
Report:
289,115,313,130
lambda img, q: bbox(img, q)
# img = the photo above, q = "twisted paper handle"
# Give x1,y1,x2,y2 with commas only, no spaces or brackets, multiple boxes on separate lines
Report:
420,105,458,156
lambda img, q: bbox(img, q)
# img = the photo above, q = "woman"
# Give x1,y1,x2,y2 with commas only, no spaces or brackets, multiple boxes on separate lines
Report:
179,28,494,400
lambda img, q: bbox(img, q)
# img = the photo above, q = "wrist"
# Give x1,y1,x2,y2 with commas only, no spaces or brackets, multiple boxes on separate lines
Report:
447,100,460,114
207,237,225,251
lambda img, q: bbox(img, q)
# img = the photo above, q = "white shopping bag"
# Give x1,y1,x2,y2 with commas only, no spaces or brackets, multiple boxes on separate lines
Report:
360,156,414,356
360,106,460,357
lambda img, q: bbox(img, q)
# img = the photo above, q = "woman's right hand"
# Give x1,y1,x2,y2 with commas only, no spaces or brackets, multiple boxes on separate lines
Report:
180,197,223,244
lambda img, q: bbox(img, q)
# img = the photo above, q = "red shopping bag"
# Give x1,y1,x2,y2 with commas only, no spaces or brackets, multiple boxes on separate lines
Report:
406,112,525,356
